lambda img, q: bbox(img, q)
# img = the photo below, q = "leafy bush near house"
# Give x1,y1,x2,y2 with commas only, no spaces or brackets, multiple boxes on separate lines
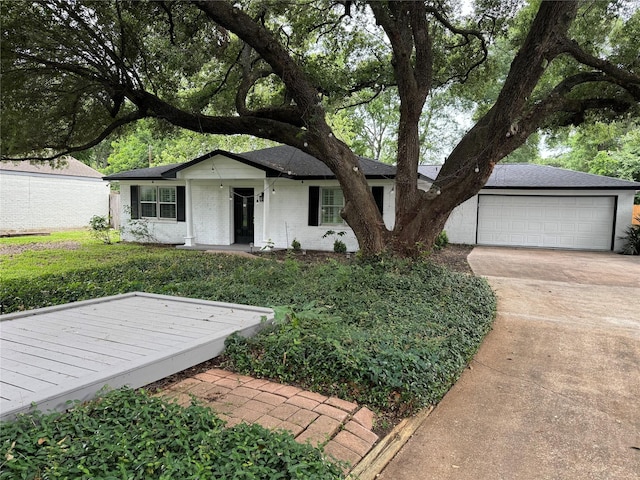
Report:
0,388,343,480
291,238,302,251
620,216,640,255
322,230,348,253
1,247,495,414
88,215,114,244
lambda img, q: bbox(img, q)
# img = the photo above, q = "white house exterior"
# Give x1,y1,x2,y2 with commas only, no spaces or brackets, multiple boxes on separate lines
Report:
420,164,640,252
106,146,396,252
0,158,110,234
106,147,640,253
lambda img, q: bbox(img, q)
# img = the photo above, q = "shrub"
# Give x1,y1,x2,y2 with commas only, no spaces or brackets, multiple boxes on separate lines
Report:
322,230,347,253
435,230,449,250
88,215,113,244
120,206,158,243
620,216,640,255
0,388,343,479
291,238,301,251
333,239,347,253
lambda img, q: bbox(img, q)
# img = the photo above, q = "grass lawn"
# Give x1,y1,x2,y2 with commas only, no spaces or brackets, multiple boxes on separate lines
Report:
0,231,496,478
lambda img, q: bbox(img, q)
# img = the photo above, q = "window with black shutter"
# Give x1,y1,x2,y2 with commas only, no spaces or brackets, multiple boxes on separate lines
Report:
130,186,140,219
308,186,320,226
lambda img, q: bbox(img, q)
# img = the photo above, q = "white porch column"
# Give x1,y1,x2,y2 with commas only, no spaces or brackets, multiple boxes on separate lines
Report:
262,178,270,245
184,179,195,246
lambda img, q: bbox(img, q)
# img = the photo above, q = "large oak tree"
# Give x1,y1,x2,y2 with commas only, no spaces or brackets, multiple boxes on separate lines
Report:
2,0,639,256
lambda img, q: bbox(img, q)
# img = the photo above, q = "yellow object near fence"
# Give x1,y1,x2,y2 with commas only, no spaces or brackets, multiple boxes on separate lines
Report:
633,205,640,225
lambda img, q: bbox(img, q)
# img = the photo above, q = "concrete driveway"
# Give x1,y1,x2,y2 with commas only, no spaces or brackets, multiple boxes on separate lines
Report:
379,247,640,480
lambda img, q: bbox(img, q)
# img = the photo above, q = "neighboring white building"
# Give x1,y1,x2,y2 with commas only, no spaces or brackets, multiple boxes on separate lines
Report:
0,157,110,234
105,146,640,252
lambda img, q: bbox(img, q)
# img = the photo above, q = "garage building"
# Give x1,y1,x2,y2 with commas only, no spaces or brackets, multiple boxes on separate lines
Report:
419,164,640,252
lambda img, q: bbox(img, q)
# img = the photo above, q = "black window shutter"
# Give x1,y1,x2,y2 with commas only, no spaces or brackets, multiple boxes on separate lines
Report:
308,186,320,226
176,186,186,222
372,186,384,215
130,186,140,219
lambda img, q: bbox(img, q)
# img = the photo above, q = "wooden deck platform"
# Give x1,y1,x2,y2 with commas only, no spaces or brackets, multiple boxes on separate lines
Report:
0,292,273,422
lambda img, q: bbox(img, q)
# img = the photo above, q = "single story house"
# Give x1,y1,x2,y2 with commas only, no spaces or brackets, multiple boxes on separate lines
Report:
105,146,640,252
105,145,397,252
420,164,640,251
0,157,110,234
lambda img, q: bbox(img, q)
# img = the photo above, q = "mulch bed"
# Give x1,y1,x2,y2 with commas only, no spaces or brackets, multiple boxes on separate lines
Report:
0,241,81,256
255,244,474,275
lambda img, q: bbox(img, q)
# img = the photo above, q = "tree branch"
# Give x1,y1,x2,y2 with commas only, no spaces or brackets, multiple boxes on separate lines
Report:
1,110,146,161
489,1,579,135
556,36,640,97
125,89,307,146
192,0,325,132
335,85,384,112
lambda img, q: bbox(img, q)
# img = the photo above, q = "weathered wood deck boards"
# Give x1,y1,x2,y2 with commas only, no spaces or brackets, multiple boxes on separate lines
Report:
0,292,273,422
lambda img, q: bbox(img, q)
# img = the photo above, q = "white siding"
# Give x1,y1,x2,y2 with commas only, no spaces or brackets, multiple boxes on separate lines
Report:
119,182,186,244
119,156,636,253
177,155,266,180
119,178,394,251
612,191,637,252
442,196,478,245
258,180,395,251
0,171,109,233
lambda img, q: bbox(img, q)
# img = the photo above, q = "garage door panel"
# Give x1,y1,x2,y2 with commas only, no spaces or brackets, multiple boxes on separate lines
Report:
477,195,614,250
544,222,562,233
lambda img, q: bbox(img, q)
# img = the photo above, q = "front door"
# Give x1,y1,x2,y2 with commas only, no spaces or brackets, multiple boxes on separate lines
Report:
233,188,254,244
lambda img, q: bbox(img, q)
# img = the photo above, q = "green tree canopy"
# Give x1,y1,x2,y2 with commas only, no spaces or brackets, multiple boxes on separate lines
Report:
2,1,639,255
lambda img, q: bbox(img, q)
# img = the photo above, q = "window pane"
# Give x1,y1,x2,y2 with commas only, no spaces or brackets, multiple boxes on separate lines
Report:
320,188,344,224
322,188,344,207
140,203,156,217
321,207,343,224
158,187,176,203
139,186,156,202
159,204,176,219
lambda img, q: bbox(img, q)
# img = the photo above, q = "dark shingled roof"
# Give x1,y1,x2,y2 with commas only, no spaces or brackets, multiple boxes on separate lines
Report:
0,157,103,179
418,163,640,190
103,162,183,180
104,145,397,181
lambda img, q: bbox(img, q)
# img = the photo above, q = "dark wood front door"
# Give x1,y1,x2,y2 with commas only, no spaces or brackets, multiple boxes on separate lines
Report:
233,188,254,244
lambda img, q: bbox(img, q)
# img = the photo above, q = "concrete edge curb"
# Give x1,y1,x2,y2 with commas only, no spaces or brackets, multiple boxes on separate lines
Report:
347,406,434,480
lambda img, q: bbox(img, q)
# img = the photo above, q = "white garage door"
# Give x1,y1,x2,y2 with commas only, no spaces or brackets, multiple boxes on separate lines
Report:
477,195,615,250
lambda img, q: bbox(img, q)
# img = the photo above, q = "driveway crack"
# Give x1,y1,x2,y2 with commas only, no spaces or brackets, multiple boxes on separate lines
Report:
470,358,624,421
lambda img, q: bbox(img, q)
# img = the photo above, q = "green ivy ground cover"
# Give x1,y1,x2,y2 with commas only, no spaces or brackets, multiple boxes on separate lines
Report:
1,242,496,414
0,388,343,480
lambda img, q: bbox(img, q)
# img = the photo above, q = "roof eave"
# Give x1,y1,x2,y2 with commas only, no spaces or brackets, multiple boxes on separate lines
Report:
482,185,640,190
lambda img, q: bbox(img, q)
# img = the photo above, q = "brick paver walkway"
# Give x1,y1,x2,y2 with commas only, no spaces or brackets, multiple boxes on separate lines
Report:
160,368,379,472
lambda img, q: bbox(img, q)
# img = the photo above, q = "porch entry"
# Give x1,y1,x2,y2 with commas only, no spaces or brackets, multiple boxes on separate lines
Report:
233,188,254,244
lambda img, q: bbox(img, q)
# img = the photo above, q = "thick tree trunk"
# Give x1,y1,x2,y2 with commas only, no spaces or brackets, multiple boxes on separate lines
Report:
308,133,390,255
380,1,580,257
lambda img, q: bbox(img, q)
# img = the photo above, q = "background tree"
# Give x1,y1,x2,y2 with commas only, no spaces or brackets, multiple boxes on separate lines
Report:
540,119,640,202
2,0,639,256
96,119,276,175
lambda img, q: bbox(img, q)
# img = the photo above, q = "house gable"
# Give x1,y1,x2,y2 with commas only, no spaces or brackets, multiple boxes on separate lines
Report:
175,153,267,180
